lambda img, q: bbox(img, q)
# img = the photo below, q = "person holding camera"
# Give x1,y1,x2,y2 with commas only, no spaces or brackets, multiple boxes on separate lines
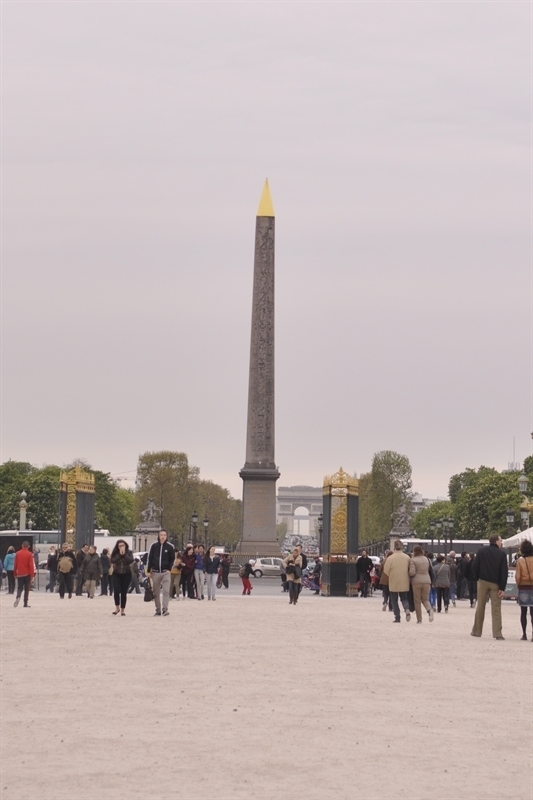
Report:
282,548,303,606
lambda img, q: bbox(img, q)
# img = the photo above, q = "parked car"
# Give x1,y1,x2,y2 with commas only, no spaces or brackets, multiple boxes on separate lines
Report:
251,557,285,578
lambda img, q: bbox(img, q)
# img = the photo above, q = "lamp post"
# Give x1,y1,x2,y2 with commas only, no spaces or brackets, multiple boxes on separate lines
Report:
317,513,323,554
506,508,515,539
436,519,442,553
203,517,209,549
446,517,454,553
518,473,530,530
430,521,435,553
191,512,198,545
19,490,28,531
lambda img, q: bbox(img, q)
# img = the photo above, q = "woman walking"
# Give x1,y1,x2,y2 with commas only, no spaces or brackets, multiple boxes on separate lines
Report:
515,539,533,641
110,540,133,616
4,546,15,594
379,551,392,611
409,545,434,623
181,544,196,599
204,546,221,601
170,552,183,600
194,544,206,600
283,548,303,606
433,555,451,613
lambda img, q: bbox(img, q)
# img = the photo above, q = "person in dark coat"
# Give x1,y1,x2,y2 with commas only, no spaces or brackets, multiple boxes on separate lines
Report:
470,534,508,640
180,544,196,599
204,546,221,601
357,550,374,598
220,553,231,589
46,547,58,593
81,546,102,599
110,540,134,616
99,548,112,596
57,543,77,599
75,545,89,595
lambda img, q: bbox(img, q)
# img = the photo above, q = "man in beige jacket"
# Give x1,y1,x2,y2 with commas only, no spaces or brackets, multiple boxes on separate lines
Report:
383,540,411,623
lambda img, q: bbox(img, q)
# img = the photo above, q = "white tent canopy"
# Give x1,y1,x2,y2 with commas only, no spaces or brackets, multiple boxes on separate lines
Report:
501,528,533,549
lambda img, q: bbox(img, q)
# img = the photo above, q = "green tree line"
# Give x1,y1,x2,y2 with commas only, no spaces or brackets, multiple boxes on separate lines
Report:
358,452,530,544
0,451,242,546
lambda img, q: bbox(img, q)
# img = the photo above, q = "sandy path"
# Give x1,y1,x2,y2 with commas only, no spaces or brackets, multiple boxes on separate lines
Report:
1,591,532,800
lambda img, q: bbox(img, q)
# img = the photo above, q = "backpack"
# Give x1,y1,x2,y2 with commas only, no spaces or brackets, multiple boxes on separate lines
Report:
239,566,247,578
58,555,73,574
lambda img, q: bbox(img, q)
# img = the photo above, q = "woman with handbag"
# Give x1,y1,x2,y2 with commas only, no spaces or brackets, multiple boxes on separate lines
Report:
515,539,533,641
408,545,434,623
433,555,451,613
282,548,303,606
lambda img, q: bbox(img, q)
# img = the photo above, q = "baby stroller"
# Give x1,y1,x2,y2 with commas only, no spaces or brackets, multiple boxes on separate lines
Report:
302,575,320,593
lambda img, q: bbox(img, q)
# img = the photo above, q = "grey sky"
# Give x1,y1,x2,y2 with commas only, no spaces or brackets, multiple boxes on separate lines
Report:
1,1,531,501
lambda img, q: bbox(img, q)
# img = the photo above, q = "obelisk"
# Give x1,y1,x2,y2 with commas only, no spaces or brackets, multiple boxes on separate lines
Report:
238,180,280,555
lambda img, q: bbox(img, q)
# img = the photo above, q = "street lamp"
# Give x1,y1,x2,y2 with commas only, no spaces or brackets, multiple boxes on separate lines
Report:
436,519,442,553
317,513,323,554
518,473,530,530
19,490,28,531
203,517,209,548
506,508,515,539
191,512,198,544
429,521,435,552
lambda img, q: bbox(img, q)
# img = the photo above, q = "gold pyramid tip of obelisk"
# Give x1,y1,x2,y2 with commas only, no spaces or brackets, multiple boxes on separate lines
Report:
257,179,275,217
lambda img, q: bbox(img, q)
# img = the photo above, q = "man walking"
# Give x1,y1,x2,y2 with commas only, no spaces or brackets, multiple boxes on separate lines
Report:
470,534,508,640
13,541,36,608
75,544,89,595
146,531,175,617
383,540,411,622
57,542,76,599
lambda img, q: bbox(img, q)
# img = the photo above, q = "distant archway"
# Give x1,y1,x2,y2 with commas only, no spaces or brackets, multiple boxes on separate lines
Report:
276,486,323,545
293,506,310,539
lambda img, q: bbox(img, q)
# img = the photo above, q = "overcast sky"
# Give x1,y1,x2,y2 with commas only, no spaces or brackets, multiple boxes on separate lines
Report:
1,1,531,502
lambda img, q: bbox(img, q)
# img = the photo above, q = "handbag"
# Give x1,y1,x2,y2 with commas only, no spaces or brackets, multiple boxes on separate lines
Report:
517,557,533,607
144,583,154,602
294,565,302,579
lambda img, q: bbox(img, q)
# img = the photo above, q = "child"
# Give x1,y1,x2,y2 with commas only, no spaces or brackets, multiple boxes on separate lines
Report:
239,562,254,595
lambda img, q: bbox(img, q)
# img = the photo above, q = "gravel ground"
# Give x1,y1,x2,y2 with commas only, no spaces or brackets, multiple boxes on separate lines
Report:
1,589,532,800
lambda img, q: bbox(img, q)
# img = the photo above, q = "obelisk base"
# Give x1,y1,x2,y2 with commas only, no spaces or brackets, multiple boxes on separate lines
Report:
237,466,281,555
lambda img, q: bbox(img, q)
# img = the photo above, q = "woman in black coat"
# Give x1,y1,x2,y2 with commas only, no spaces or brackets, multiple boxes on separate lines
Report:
110,540,133,616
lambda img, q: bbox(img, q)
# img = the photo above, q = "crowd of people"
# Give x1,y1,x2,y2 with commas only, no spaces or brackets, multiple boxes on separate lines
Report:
376,535,533,640
2,531,532,640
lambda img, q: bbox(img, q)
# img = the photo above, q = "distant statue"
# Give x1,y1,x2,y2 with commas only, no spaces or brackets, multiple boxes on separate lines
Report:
141,498,161,524
392,503,412,532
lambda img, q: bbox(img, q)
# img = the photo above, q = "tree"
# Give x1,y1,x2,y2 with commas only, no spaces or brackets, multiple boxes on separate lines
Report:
93,471,135,535
135,450,202,545
411,501,455,538
134,451,241,549
25,465,62,530
0,461,36,528
358,471,382,545
452,468,522,539
369,450,413,537
0,459,135,535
